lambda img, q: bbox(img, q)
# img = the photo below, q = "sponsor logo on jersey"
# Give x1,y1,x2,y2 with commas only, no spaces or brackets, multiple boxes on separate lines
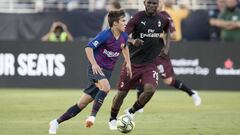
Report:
141,21,146,26
140,29,161,38
92,41,99,47
103,49,120,58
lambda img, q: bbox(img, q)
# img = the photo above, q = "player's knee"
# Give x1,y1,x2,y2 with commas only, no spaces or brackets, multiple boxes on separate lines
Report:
78,102,88,109
103,86,111,91
144,84,156,93
117,91,128,99
100,83,111,92
163,77,173,86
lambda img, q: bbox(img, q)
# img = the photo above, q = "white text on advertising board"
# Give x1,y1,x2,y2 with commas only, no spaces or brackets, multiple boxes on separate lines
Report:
171,59,209,76
0,53,65,77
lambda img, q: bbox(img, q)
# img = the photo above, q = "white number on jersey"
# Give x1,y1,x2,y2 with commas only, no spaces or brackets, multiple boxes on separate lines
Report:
152,70,159,81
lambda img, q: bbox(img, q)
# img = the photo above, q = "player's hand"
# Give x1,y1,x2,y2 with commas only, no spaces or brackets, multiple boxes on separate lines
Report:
92,64,104,76
125,62,132,79
133,39,144,46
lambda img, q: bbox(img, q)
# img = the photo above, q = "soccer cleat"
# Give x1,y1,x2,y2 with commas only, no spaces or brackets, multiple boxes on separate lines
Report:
49,119,59,134
124,108,135,120
108,119,117,130
85,116,95,128
192,90,202,106
137,108,144,113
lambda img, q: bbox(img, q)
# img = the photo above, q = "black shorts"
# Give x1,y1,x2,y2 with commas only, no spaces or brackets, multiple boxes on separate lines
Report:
84,65,112,98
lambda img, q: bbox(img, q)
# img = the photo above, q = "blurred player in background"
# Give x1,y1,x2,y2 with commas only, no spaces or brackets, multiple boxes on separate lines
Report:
108,0,172,130
48,9,131,134
163,0,190,42
136,0,201,113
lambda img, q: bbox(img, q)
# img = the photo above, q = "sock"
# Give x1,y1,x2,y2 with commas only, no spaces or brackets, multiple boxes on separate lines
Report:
110,107,119,121
91,90,107,117
171,79,194,96
129,100,144,114
57,104,81,124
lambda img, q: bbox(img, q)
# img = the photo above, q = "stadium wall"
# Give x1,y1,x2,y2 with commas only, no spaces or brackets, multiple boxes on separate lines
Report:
0,10,210,41
0,41,239,90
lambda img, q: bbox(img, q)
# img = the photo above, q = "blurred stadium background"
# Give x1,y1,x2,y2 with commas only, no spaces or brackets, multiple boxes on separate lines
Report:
0,0,240,135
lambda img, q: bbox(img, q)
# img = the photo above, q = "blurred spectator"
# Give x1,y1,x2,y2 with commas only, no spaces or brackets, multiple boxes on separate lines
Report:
101,0,130,31
210,0,240,41
41,21,73,42
56,1,66,12
163,0,190,41
89,0,107,11
66,0,80,11
209,0,226,40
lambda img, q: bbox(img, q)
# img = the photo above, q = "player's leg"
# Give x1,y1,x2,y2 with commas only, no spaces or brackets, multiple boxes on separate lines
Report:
49,92,94,134
163,77,201,106
163,77,194,96
85,67,112,128
59,93,94,123
127,83,157,116
109,90,129,130
136,85,144,113
158,56,201,106
126,64,158,117
109,63,137,130
85,79,110,128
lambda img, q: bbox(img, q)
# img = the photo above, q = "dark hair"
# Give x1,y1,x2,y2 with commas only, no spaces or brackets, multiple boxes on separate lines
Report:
108,9,125,27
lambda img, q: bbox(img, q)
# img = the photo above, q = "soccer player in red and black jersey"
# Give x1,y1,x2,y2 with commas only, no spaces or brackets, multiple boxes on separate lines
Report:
136,9,201,114
108,0,173,130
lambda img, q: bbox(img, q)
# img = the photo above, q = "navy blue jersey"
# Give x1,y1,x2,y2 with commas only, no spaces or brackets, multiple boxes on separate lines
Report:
87,29,128,70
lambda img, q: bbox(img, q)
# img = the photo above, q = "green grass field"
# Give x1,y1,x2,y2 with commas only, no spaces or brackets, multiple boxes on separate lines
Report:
0,89,240,135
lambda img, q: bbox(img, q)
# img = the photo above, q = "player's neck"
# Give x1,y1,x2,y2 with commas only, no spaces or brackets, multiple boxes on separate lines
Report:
111,27,121,40
145,11,157,16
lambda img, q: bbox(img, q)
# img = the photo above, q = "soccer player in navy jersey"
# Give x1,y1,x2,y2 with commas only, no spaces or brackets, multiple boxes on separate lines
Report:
48,9,132,134
108,0,174,130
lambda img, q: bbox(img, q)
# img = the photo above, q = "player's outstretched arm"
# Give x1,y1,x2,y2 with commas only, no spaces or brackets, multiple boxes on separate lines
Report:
160,29,171,56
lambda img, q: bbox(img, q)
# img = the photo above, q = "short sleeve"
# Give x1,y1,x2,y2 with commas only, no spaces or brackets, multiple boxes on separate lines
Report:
123,32,129,44
87,30,110,49
161,11,176,33
126,12,142,35
163,16,171,33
